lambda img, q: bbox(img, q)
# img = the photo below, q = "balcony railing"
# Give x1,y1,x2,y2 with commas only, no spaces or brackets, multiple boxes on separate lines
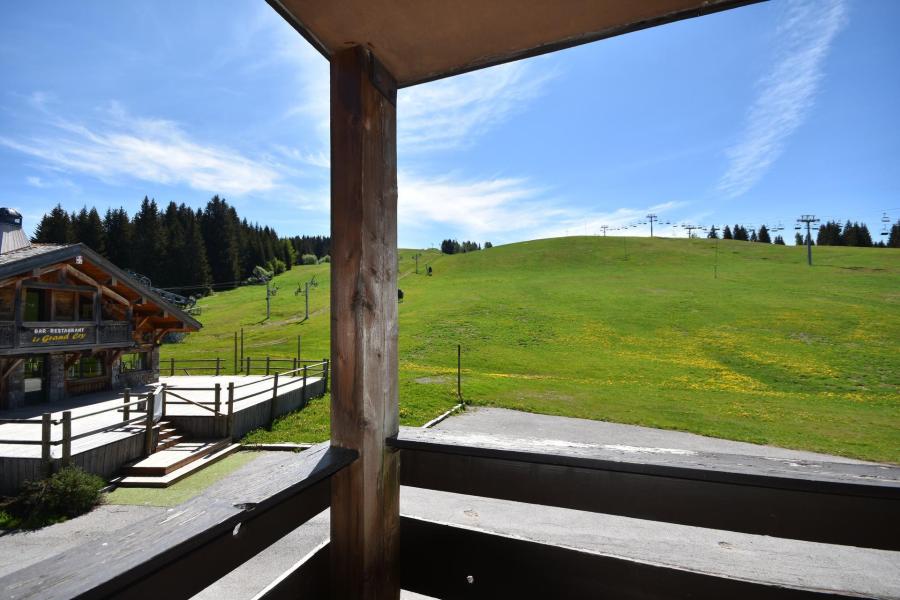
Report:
1,428,896,599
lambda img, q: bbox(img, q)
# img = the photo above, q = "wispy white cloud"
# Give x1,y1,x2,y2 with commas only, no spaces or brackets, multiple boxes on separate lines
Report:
717,0,847,199
399,171,554,240
399,62,555,153
262,6,556,166
398,170,686,244
0,103,281,196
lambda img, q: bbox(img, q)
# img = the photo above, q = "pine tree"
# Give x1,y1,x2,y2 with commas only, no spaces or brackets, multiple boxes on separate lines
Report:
817,221,843,246
857,223,873,247
201,196,241,288
757,224,771,244
104,208,133,268
73,206,107,255
749,230,758,242
131,196,166,284
31,204,74,244
795,232,804,245
722,225,733,240
773,235,785,245
182,207,211,291
888,220,900,248
733,225,749,241
707,225,719,239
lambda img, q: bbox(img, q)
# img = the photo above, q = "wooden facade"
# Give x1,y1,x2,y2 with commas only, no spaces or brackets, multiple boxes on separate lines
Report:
0,242,200,411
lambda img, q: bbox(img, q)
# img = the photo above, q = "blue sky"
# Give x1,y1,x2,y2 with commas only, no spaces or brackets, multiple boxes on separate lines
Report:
1,0,898,247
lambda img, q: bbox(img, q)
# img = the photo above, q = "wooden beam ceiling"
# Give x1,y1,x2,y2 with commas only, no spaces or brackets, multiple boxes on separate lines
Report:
269,0,764,87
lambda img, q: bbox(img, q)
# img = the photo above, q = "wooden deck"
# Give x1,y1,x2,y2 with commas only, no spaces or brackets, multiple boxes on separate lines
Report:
0,374,326,495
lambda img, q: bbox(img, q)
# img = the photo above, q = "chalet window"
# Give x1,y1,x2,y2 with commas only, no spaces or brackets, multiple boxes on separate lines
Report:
0,287,14,320
121,352,149,372
66,353,106,380
54,291,76,321
79,292,94,321
24,289,48,321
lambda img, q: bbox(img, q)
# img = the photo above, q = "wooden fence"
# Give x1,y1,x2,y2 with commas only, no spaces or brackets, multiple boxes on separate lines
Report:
0,360,329,488
164,356,326,377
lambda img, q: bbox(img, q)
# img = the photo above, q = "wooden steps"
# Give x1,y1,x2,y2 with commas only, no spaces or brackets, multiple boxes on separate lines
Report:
119,441,240,488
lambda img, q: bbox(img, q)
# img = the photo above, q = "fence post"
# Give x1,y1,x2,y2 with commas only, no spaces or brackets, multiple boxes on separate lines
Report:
62,411,72,467
323,358,329,394
227,382,235,440
233,331,238,375
457,344,462,403
214,383,222,437
293,357,298,374
267,373,279,430
265,356,271,376
123,388,131,422
41,413,52,476
144,391,155,457
215,357,221,377
170,357,175,377
246,356,251,375
302,365,308,406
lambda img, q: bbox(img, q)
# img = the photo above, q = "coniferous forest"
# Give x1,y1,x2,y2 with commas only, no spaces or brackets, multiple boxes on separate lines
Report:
31,196,330,293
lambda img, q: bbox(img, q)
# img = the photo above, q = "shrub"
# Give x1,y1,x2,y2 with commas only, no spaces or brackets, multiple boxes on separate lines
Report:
318,255,331,264
271,258,287,275
8,466,105,528
301,254,317,265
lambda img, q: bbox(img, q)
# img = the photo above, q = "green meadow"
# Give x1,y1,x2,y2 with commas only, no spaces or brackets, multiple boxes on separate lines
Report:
163,237,900,462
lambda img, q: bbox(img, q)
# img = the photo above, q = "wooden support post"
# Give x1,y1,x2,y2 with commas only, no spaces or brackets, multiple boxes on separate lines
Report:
329,45,400,600
265,356,271,376
268,373,279,430
62,411,72,467
293,357,298,374
246,356,250,375
170,357,175,377
234,331,238,375
215,357,221,377
227,382,235,440
214,383,222,437
144,392,155,457
161,383,167,418
41,413,52,476
123,388,131,422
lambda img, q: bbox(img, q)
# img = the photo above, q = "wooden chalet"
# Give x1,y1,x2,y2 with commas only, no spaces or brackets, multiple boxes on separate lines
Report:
1,2,898,600
0,208,200,411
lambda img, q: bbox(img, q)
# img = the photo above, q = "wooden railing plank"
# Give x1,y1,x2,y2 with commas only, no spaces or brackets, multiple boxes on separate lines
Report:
390,428,900,550
398,516,851,600
0,443,356,600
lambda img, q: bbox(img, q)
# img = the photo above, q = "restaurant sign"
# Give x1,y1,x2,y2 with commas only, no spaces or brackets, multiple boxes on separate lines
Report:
21,325,94,347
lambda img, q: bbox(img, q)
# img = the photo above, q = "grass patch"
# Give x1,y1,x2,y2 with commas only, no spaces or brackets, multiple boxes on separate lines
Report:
106,452,258,507
164,238,900,463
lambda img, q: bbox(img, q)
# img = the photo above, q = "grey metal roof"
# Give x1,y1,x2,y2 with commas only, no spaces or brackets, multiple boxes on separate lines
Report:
0,243,69,266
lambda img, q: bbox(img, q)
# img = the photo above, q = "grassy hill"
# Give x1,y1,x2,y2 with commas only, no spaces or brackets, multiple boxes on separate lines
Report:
162,237,900,462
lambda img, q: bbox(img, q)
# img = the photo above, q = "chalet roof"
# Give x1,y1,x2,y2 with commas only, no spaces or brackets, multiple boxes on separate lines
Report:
0,242,201,331
0,242,66,266
268,0,762,87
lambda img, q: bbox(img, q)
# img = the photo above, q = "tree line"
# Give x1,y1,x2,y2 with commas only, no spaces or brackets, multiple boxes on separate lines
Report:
707,221,899,248
440,239,490,254
31,196,331,292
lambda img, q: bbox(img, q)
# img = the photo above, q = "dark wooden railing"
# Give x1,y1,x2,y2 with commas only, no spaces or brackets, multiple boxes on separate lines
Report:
1,427,896,599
